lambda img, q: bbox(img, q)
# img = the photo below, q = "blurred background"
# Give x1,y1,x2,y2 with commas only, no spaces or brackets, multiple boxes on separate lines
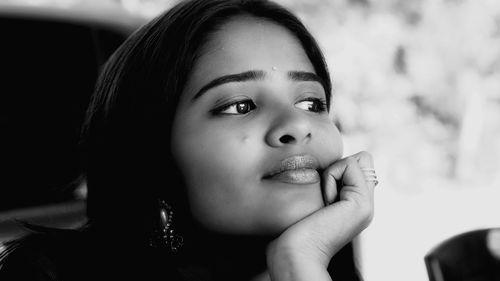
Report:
279,1,500,280
1,0,499,280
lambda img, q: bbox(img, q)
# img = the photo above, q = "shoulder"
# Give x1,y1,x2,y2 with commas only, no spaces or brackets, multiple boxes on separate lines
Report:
0,228,88,281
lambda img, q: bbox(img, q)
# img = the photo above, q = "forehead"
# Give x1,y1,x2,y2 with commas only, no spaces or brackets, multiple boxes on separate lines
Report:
183,16,315,96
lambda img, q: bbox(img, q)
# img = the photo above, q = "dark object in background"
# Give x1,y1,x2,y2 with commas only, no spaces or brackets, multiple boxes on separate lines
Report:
425,228,500,281
2,18,111,209
0,5,143,211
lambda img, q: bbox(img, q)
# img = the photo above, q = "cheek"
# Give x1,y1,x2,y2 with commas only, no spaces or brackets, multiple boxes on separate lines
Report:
172,124,262,231
316,121,343,163
175,128,255,181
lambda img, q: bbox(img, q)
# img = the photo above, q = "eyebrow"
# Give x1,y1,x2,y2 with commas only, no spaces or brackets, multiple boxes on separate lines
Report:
191,70,325,101
287,71,325,87
192,70,265,100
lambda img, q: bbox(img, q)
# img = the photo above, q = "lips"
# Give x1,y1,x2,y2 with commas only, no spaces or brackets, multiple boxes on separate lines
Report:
263,155,320,185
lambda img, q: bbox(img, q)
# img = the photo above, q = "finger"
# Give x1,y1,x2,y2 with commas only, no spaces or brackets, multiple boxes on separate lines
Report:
350,151,378,189
321,170,338,206
350,151,374,170
322,157,367,203
361,167,379,188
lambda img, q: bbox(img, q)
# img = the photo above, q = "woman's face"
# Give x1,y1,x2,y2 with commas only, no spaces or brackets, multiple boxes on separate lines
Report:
171,16,343,235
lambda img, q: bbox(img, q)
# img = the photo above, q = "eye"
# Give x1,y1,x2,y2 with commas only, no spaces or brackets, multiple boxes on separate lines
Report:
295,98,327,113
212,100,257,115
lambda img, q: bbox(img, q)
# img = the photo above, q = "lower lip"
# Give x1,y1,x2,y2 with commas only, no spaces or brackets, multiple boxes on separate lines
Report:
265,169,320,185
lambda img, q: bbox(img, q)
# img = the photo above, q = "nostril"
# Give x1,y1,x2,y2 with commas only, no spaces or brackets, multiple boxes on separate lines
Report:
279,135,295,144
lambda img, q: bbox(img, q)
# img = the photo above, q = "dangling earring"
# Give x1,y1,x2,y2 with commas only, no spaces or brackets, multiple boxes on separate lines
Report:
149,199,184,253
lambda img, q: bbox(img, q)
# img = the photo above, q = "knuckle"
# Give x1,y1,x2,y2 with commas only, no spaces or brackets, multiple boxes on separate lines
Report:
359,150,373,160
356,151,374,168
345,157,358,166
359,150,370,156
324,163,336,174
323,165,339,180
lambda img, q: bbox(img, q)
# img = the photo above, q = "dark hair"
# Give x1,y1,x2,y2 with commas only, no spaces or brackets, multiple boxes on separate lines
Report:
82,0,332,240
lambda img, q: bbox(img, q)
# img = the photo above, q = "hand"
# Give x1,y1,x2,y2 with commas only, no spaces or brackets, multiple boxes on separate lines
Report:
266,151,376,281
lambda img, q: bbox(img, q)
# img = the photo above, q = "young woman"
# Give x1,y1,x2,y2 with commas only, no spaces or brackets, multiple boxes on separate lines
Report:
0,0,377,280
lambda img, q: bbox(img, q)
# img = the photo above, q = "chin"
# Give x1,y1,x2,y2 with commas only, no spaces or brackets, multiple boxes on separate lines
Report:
259,199,324,235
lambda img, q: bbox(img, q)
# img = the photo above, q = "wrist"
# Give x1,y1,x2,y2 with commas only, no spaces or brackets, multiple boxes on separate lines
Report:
266,240,331,281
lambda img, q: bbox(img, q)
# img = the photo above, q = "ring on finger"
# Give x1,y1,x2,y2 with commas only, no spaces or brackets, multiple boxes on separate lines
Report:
361,167,379,187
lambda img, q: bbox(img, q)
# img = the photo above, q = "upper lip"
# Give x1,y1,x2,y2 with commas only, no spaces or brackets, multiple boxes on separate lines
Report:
263,154,319,178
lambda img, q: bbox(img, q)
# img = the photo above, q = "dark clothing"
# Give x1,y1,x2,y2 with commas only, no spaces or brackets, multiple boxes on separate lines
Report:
0,231,179,281
0,228,361,281
1,231,89,281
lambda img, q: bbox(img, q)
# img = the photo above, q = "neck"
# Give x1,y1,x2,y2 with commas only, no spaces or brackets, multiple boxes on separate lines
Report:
179,229,275,281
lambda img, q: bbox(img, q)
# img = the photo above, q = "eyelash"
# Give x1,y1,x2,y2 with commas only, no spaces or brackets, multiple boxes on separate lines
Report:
297,97,328,113
211,99,257,115
210,97,328,116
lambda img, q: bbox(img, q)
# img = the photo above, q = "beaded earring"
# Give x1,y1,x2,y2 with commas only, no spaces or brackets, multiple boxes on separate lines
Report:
149,199,184,253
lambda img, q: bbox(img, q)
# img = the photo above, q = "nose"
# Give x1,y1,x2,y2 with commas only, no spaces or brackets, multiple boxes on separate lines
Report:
265,108,312,147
